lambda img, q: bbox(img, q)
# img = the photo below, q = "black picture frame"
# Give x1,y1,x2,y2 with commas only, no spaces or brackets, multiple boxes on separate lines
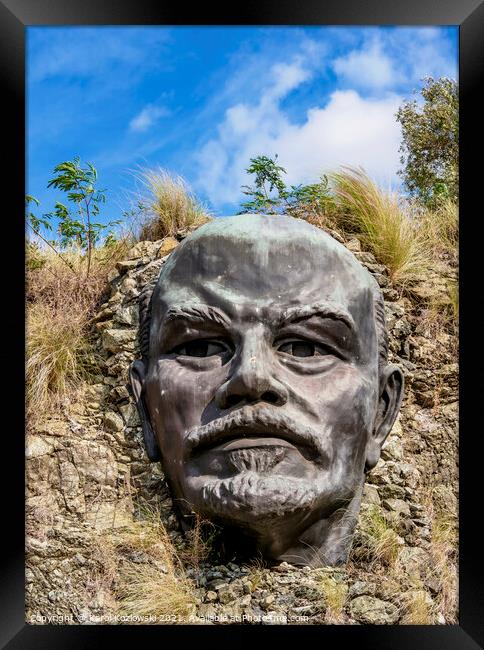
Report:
3,1,483,646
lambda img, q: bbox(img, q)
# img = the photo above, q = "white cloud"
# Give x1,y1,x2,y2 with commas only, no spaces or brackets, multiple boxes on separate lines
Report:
332,29,457,91
129,105,170,132
332,39,398,90
266,61,312,101
194,82,403,207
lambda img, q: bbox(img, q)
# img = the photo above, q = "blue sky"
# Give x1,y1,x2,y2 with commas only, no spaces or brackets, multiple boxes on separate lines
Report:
27,26,457,234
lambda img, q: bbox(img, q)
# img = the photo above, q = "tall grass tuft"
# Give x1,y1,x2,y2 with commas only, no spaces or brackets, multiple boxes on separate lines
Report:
116,563,196,622
419,198,458,261
27,301,96,417
329,167,430,285
134,168,211,241
104,502,198,622
401,587,434,624
319,576,348,623
429,511,458,623
356,504,402,567
26,239,131,420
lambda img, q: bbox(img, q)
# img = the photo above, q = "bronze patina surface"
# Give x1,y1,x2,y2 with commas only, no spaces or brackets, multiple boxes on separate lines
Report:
130,214,403,566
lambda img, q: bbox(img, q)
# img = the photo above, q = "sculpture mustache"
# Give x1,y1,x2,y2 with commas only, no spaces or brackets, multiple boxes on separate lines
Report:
184,406,326,462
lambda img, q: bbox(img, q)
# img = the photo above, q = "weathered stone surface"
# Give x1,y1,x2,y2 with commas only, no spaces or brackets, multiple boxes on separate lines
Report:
354,251,377,264
113,305,139,327
382,498,411,517
85,499,133,530
361,483,381,506
397,547,432,579
101,328,137,353
381,436,404,461
126,240,163,260
71,444,117,490
26,436,54,459
116,259,141,274
156,236,178,257
103,411,124,433
349,596,399,624
345,238,361,252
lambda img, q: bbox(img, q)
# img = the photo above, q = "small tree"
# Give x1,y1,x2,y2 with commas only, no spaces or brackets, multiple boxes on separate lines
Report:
240,154,288,214
239,154,333,217
26,157,120,277
396,77,458,207
26,194,75,272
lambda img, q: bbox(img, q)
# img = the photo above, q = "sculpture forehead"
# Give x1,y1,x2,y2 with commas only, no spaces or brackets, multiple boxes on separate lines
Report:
154,214,374,309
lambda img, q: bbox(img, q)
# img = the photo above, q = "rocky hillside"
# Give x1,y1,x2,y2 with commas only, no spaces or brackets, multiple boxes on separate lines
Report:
26,231,458,625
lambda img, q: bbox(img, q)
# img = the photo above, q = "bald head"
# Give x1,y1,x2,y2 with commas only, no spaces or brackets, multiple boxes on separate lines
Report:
139,214,387,369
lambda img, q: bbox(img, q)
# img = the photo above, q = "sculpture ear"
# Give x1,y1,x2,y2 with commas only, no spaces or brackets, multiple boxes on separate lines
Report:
129,360,161,462
365,365,404,472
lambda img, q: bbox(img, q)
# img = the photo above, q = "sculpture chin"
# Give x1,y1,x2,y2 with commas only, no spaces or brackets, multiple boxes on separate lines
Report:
181,468,363,566
190,471,321,520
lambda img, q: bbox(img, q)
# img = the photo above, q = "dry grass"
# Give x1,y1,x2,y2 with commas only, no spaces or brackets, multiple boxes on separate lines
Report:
116,563,196,622
95,502,199,623
409,487,458,624
134,167,212,241
178,514,221,569
424,278,459,334
429,513,458,623
355,504,402,567
400,586,434,624
419,198,458,261
26,239,131,421
329,167,431,285
242,557,267,593
27,301,97,418
319,576,348,623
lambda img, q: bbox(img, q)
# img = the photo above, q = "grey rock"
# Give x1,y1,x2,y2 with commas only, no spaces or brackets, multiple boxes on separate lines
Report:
113,305,139,327
381,437,404,461
348,581,377,598
126,240,163,261
116,259,141,274
262,611,287,624
397,547,431,580
382,288,399,301
361,483,381,506
118,402,140,427
377,484,407,500
101,329,137,353
345,238,361,252
26,436,54,459
349,596,399,624
354,251,377,264
261,594,275,610
382,498,411,517
218,586,237,604
103,411,124,433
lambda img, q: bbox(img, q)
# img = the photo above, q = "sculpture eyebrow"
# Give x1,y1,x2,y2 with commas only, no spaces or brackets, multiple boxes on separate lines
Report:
163,304,231,329
277,303,356,332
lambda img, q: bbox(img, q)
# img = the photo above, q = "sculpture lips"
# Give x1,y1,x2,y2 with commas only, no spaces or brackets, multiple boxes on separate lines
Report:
186,415,321,461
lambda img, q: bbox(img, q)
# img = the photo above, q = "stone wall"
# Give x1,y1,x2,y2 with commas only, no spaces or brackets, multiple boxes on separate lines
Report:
26,233,458,625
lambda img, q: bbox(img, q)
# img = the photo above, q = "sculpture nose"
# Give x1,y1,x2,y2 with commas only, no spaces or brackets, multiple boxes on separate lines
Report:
215,329,288,410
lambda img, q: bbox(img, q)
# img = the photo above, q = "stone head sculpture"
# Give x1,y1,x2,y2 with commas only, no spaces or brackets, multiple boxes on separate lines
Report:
130,214,404,567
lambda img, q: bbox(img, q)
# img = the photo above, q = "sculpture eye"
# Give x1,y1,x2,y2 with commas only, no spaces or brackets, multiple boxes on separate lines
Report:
277,340,330,357
173,339,229,357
